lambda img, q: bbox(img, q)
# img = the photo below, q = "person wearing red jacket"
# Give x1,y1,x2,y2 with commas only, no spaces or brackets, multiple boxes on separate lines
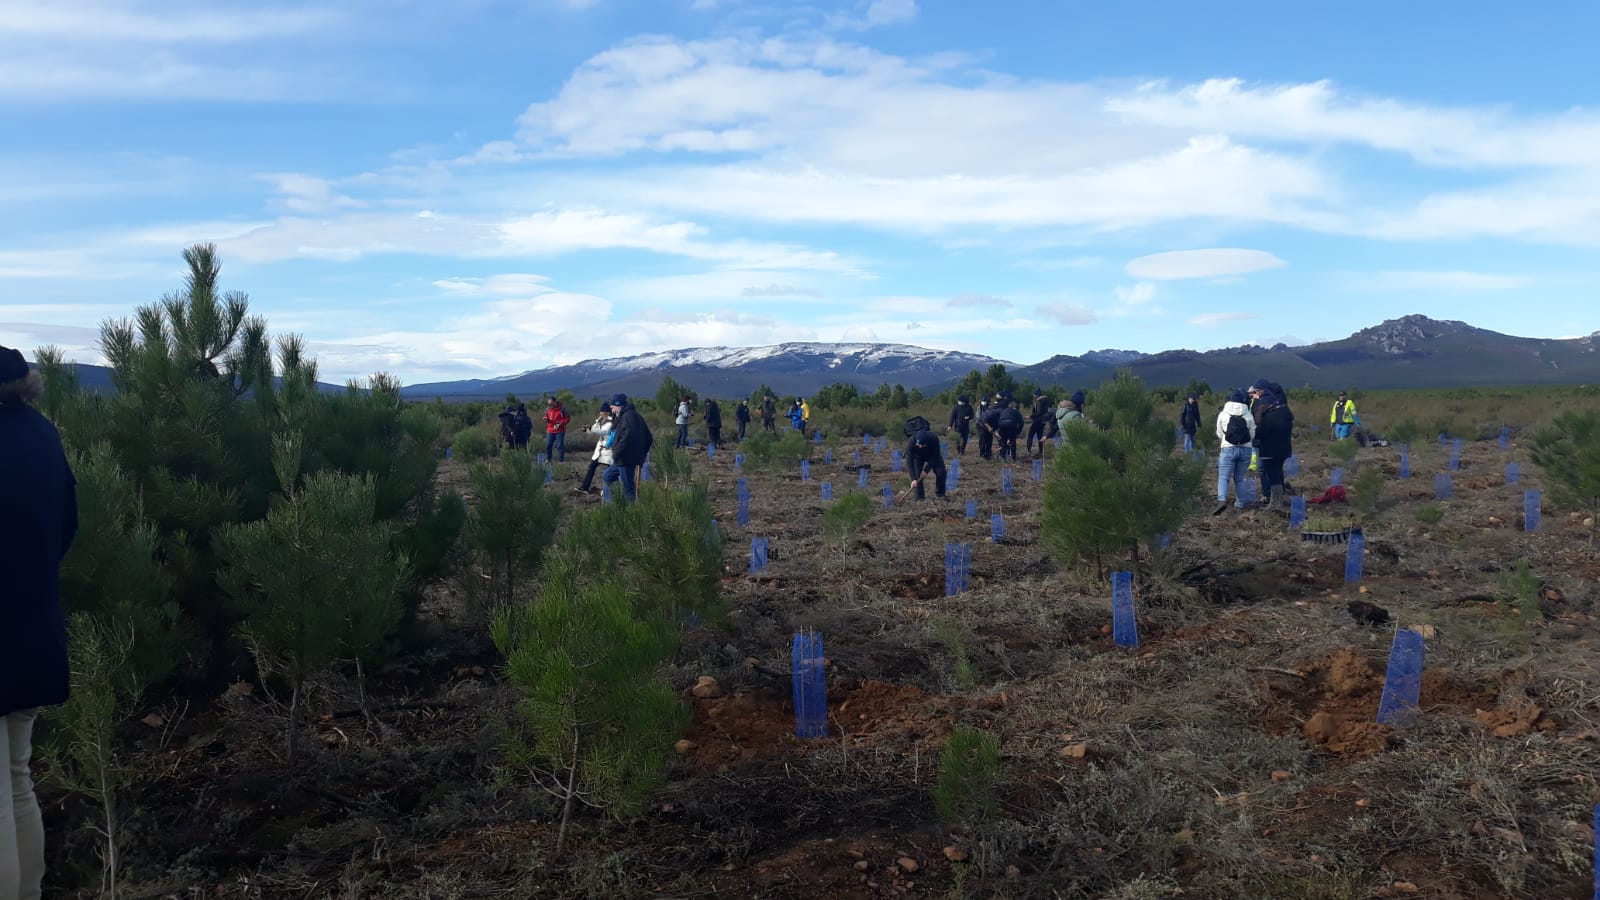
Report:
543,397,571,462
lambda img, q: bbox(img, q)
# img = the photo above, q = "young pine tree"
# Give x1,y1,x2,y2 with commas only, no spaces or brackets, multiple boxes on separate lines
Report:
217,434,409,763
1041,371,1203,574
1530,409,1600,546
466,452,564,606
492,550,688,858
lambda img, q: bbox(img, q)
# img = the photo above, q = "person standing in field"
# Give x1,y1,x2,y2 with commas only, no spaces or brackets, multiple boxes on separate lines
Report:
576,406,613,494
603,394,653,501
799,397,811,434
947,395,974,456
543,397,570,461
674,394,692,449
1026,388,1054,457
511,403,534,451
905,423,947,500
1255,385,1295,508
1329,390,1359,440
704,397,722,449
1,346,79,900
761,394,777,433
735,399,750,441
497,405,517,450
1213,388,1257,515
996,401,1024,462
1179,393,1201,453
1055,397,1084,436
787,399,804,433
977,399,1002,460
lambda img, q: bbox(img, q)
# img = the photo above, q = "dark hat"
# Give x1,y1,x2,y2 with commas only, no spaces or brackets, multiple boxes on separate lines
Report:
1250,378,1270,391
1186,393,1198,400
1229,388,1248,403
609,393,628,407
957,395,968,403
1069,390,1086,407
0,345,29,382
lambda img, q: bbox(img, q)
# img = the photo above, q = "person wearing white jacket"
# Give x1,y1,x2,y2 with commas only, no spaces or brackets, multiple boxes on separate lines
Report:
1213,389,1257,515
576,409,614,494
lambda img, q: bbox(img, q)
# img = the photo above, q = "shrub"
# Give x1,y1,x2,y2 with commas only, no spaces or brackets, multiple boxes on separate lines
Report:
933,726,1001,822
1042,371,1203,573
453,425,495,461
1415,504,1445,526
1387,418,1422,448
739,429,812,471
1350,468,1385,517
405,489,467,582
1529,409,1600,545
822,492,875,545
932,618,976,690
1327,437,1359,467
466,453,564,607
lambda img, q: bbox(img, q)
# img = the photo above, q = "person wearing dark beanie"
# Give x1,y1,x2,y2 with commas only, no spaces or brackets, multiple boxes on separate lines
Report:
1,344,79,899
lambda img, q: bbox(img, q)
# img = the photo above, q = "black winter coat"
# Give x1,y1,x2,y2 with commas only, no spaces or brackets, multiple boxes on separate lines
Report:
1,401,78,717
735,404,750,423
949,402,974,431
609,402,654,466
1179,402,1201,433
705,401,722,428
997,407,1024,434
905,430,944,475
1256,404,1294,460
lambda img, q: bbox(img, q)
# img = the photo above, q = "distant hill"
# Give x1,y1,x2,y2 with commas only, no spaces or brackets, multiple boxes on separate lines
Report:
26,361,350,396
1014,315,1600,392
401,343,1010,401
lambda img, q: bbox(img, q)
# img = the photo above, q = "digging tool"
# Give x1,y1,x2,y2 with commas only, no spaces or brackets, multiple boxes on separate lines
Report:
896,471,927,504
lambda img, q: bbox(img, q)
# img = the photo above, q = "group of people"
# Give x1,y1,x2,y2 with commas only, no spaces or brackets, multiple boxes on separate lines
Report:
497,398,572,462
1190,382,1360,514
574,393,654,501
945,389,1088,462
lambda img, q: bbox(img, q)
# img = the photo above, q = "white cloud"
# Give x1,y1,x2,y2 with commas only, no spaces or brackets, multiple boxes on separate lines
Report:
1114,282,1158,308
743,283,821,297
1035,302,1097,326
946,293,1011,309
1188,312,1260,327
0,2,337,43
864,0,918,26
1359,270,1535,291
261,173,363,214
1125,248,1286,280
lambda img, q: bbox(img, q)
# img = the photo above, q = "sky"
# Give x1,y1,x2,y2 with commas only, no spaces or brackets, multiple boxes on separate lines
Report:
3,0,1599,384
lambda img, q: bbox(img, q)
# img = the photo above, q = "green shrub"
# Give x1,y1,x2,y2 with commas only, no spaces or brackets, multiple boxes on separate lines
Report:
933,726,1001,822
453,425,495,461
1386,418,1422,448
1350,468,1385,517
405,490,467,582
822,492,875,545
932,619,976,690
1414,503,1445,526
1530,409,1600,545
1327,438,1359,466
738,429,812,471
466,453,564,607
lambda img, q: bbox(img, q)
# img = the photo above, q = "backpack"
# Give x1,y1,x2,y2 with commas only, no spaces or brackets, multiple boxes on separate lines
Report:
903,415,931,436
1224,414,1251,445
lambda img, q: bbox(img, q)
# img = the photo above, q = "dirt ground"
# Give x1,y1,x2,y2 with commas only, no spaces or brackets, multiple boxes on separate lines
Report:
42,429,1600,898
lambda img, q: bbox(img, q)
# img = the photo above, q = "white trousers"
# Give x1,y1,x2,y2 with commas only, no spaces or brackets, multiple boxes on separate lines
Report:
0,711,44,900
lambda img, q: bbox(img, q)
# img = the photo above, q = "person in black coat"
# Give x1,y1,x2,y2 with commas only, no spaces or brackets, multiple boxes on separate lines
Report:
1,346,78,900
735,399,751,441
1179,393,1202,452
905,427,947,500
977,401,1002,460
1026,389,1053,456
1255,387,1295,508
996,402,1025,461
511,403,534,451
603,393,654,501
704,398,722,449
947,395,974,456
497,406,517,449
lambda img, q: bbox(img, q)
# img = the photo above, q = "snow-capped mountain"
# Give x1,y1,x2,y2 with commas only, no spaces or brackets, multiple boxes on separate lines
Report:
402,342,1012,400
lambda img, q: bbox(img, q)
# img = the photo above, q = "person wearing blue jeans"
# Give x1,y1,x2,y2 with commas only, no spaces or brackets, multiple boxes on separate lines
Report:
1212,389,1256,515
603,393,653,502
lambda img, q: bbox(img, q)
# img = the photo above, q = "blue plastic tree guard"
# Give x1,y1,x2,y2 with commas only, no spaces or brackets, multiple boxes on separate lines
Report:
1032,458,1044,481
944,543,971,597
736,478,749,498
965,499,977,519
1345,529,1365,583
948,465,960,493
1290,494,1307,529
1525,490,1541,532
707,443,716,459
858,467,869,488
792,630,827,739
736,494,751,527
990,513,1005,542
882,483,894,508
1435,473,1453,499
444,446,453,460
891,449,903,473
1376,627,1427,727
544,466,554,485
815,431,823,443
1499,426,1510,450
1285,455,1299,477
821,482,833,501
641,461,652,482
1001,468,1013,495
1154,533,1171,549
1507,462,1520,485
853,450,861,465
1399,448,1410,479
735,453,745,469
1449,442,1461,471
750,538,769,575
1239,477,1256,504
1112,570,1139,649
1330,467,1344,487
1438,432,1448,447
825,449,833,465
800,459,811,481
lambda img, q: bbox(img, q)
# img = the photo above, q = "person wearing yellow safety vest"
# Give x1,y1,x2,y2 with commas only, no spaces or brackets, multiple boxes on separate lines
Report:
1329,391,1360,441
799,398,811,434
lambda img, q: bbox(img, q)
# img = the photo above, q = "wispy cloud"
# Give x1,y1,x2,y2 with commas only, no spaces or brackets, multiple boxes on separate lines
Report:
0,2,337,43
946,293,1011,309
1035,302,1098,326
742,283,821,297
1188,312,1260,327
1125,248,1286,280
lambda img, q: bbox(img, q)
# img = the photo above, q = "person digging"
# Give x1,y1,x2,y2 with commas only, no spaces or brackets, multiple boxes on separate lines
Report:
904,424,947,500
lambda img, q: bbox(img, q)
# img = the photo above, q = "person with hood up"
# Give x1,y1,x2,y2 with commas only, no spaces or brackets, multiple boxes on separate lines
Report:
947,395,975,456
996,401,1025,462
761,394,777,433
704,397,722,449
977,397,1003,459
787,399,805,433
905,424,947,500
1,346,79,900
674,394,693,449
1179,393,1202,453
1254,385,1295,508
1026,388,1054,457
576,407,614,494
542,398,570,461
603,394,653,501
1213,388,1257,515
512,403,535,451
497,405,518,450
1329,390,1359,441
735,399,751,441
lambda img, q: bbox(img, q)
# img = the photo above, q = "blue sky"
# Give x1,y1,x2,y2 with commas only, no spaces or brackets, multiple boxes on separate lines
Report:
3,0,1599,383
